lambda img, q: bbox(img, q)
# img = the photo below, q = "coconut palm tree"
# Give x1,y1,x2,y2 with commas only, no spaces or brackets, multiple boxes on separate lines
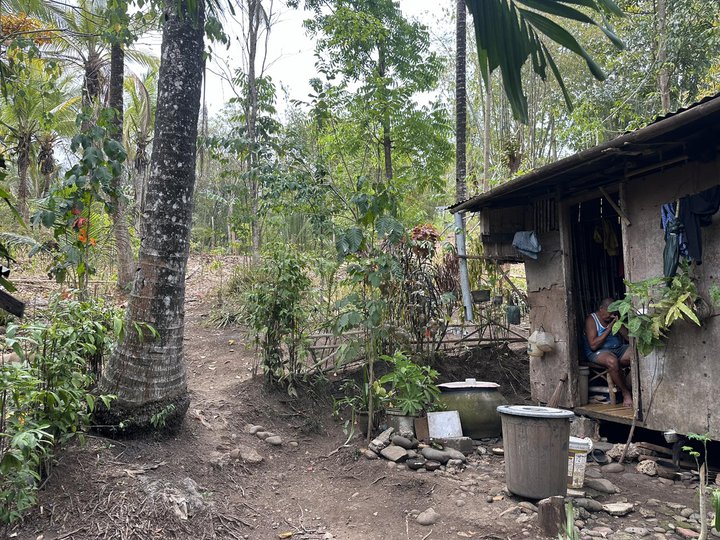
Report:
123,72,157,230
0,59,77,219
13,0,158,288
466,0,624,123
97,0,205,433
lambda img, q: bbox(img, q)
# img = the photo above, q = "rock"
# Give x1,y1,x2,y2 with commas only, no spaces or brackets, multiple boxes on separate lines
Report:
424,460,441,471
380,445,408,462
639,508,657,518
680,508,694,518
601,463,625,474
392,435,416,449
567,488,586,497
445,448,468,462
476,446,488,456
637,460,658,476
584,478,620,494
585,467,603,479
606,443,640,461
491,447,504,456
420,447,451,464
573,498,604,513
447,458,464,469
625,527,650,536
230,445,263,464
602,502,634,516
406,449,418,459
676,528,700,538
364,449,379,460
265,436,282,446
368,428,394,453
289,441,299,448
244,424,263,434
433,436,473,455
406,457,426,470
456,499,466,508
416,508,440,526
255,431,273,440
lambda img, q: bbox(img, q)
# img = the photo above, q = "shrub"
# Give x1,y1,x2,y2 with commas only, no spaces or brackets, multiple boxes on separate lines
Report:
0,293,119,526
244,244,313,394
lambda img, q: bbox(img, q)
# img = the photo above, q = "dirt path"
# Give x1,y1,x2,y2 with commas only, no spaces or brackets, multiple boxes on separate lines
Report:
8,258,710,540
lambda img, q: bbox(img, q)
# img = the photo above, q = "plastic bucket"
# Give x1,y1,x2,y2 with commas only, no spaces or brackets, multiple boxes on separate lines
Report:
497,405,575,499
568,436,593,488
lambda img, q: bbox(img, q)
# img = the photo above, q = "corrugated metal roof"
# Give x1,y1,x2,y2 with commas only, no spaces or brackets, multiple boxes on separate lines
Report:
449,92,720,213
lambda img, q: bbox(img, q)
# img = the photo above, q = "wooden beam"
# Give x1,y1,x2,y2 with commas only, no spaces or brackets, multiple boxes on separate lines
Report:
599,186,631,226
0,289,24,318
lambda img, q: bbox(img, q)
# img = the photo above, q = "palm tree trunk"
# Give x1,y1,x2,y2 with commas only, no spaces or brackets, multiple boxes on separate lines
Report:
456,0,467,201
109,40,136,291
17,134,31,221
98,0,205,434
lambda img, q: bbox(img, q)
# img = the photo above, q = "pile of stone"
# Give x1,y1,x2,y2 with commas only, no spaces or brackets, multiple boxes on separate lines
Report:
363,427,469,472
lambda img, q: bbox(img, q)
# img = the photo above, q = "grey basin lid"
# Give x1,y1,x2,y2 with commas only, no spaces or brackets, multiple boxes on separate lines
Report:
496,405,575,419
438,378,500,389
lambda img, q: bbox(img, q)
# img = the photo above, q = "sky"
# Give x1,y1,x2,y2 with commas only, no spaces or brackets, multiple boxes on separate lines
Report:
201,0,451,116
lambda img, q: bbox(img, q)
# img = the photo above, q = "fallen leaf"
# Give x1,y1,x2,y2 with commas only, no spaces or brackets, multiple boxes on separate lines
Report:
277,532,293,539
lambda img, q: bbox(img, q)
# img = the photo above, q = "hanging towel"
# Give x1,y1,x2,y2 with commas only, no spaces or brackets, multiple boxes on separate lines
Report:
512,231,542,259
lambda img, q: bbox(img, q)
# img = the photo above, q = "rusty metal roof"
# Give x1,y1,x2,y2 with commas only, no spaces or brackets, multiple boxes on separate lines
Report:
450,92,720,213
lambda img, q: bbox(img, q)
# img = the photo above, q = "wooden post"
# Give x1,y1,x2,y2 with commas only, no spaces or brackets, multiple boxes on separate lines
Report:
0,290,24,318
537,496,566,538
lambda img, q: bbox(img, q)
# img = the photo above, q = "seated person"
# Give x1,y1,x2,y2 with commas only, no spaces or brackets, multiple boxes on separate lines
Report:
582,298,632,407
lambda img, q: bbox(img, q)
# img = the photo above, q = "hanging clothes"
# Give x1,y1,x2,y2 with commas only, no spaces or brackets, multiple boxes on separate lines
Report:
592,219,619,257
678,185,720,264
661,203,688,257
512,231,542,259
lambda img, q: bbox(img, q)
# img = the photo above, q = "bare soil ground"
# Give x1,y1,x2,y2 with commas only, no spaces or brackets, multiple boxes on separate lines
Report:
7,256,710,540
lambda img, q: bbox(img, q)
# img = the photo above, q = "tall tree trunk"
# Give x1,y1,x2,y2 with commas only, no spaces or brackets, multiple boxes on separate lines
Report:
455,0,467,201
483,79,492,192
16,135,30,221
656,0,671,112
378,45,393,182
247,0,261,263
98,0,205,434
109,41,136,291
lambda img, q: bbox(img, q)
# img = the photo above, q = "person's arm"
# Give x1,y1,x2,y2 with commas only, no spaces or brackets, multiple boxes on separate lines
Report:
585,314,616,351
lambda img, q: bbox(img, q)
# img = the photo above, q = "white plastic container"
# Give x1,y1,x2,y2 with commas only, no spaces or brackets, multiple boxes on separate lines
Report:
568,436,593,488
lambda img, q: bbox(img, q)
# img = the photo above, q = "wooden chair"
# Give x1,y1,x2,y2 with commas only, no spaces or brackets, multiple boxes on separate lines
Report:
584,362,630,404
583,362,617,404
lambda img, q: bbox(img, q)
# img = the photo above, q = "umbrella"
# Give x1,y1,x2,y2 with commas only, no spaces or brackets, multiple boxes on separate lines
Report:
663,218,683,278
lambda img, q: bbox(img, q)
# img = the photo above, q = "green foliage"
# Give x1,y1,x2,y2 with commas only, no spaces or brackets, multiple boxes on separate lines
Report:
682,433,720,533
0,293,119,525
150,404,177,429
244,243,313,394
609,265,700,356
466,0,624,123
31,110,127,292
333,368,389,416
557,501,580,540
378,351,440,416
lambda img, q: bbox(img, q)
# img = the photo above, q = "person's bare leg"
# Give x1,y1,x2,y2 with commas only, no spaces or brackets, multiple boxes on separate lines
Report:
595,352,632,407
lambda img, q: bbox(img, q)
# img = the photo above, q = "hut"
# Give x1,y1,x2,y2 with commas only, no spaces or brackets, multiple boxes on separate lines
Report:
450,94,720,438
